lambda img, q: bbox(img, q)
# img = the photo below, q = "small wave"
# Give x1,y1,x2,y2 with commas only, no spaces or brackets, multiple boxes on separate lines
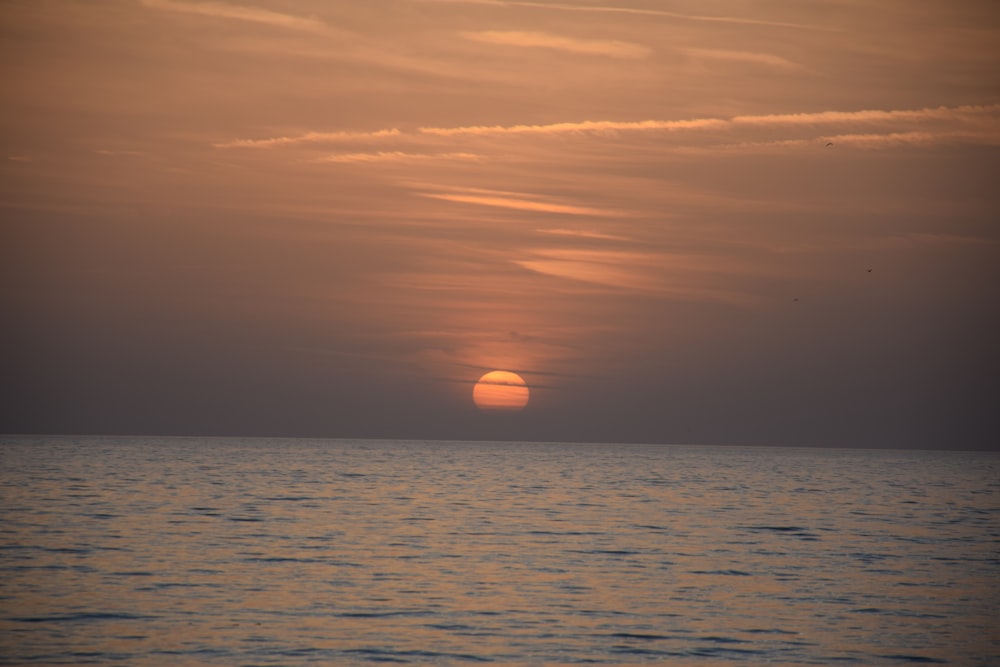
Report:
608,632,674,640
879,654,947,664
343,648,493,662
337,610,434,619
691,569,753,576
699,635,750,644
688,646,766,657
611,646,684,657
137,581,223,590
11,612,155,623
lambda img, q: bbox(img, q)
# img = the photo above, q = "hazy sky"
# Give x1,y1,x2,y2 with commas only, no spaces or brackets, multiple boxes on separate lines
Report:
2,0,998,448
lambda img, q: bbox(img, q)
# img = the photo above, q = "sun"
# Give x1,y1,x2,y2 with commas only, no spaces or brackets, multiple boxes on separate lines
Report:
473,370,530,412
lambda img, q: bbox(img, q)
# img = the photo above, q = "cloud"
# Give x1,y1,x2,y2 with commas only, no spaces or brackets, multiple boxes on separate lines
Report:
681,47,804,71
675,128,1000,154
419,191,624,216
461,30,650,59
312,151,484,163
535,228,630,242
419,118,728,137
414,0,834,31
418,103,1000,139
94,149,147,157
730,104,1000,127
211,104,1000,155
214,129,402,149
140,0,325,33
821,130,1000,148
513,249,756,302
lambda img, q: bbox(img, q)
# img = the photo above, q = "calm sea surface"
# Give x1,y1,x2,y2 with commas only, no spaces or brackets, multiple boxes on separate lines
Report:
1,437,997,666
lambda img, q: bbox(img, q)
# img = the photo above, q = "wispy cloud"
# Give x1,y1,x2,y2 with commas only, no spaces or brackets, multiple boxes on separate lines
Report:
419,118,727,137
414,0,834,31
214,129,401,149
513,248,756,302
674,128,1000,154
419,189,623,216
418,104,1000,138
94,149,147,157
140,0,325,32
822,130,1000,148
682,47,804,71
461,30,650,59
731,104,1000,127
312,151,484,163
211,104,1000,153
536,228,630,242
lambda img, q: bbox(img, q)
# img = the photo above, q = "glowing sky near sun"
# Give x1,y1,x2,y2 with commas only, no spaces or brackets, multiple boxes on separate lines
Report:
1,0,997,447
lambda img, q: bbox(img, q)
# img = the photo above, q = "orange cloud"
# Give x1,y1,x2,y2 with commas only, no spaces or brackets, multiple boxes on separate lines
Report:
730,104,1000,127
210,104,1000,158
535,228,630,242
214,129,401,149
419,118,728,137
140,0,325,32
681,47,804,70
414,0,833,30
461,30,650,59
513,248,757,303
419,191,623,216
312,151,483,163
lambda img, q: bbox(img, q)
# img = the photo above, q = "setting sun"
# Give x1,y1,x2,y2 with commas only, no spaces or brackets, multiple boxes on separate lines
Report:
472,371,530,412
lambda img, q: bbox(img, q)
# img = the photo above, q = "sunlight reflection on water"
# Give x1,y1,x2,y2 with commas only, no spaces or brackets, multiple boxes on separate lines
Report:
1,437,998,665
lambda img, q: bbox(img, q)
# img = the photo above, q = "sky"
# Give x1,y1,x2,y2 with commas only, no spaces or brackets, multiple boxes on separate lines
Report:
2,0,998,449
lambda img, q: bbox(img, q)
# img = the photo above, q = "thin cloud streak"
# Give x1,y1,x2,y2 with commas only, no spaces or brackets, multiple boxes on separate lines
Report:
419,118,728,136
682,47,804,70
513,254,757,304
312,151,484,163
825,130,1000,148
213,104,999,150
461,30,650,59
214,129,402,149
419,104,1000,138
419,192,624,217
677,129,1000,154
730,104,1000,127
413,0,836,31
140,0,326,32
536,228,630,242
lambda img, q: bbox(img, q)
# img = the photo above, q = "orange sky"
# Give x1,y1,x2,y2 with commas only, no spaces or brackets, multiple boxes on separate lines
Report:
2,0,998,447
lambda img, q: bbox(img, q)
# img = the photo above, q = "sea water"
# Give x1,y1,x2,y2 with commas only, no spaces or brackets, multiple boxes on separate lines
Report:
0,437,997,666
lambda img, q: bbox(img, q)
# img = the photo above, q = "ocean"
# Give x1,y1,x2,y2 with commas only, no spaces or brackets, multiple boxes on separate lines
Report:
0,436,997,666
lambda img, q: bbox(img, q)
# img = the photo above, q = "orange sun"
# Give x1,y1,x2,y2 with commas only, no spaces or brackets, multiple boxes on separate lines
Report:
472,370,530,412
